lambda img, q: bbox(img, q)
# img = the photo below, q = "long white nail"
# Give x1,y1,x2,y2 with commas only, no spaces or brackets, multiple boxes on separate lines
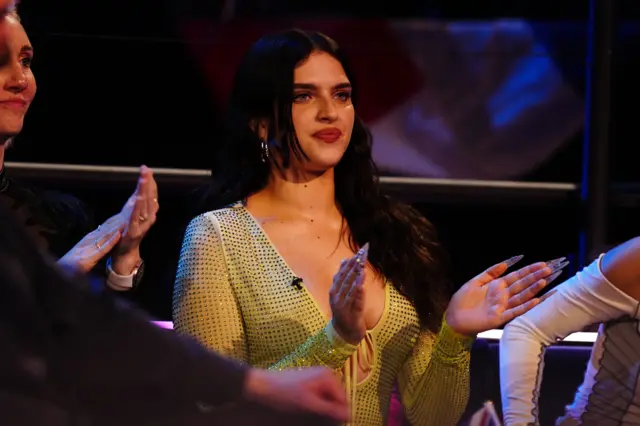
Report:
503,255,524,268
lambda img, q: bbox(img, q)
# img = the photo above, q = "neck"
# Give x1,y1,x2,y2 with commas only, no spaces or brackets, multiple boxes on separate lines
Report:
264,167,338,216
0,143,7,193
0,133,13,169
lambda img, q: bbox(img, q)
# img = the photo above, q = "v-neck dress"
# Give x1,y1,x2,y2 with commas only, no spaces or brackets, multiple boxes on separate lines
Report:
173,205,473,426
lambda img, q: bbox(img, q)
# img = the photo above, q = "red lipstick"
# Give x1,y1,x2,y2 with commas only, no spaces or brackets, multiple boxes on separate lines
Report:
312,127,342,143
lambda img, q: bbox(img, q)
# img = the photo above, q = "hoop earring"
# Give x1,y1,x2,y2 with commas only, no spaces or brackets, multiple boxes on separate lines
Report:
261,140,269,163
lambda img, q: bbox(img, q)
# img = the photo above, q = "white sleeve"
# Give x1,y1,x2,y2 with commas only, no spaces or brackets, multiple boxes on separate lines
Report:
499,254,639,426
105,260,135,291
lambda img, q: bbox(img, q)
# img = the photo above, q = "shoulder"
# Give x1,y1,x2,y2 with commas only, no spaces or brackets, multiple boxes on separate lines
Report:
8,177,91,229
188,203,249,232
7,179,91,235
185,203,250,240
600,237,640,302
2,178,92,253
41,189,91,227
40,189,94,256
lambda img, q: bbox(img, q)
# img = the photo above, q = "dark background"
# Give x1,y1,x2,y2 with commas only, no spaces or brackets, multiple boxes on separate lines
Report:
6,0,640,322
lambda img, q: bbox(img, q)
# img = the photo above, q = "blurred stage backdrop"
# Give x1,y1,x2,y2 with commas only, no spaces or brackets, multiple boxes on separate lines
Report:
8,0,640,320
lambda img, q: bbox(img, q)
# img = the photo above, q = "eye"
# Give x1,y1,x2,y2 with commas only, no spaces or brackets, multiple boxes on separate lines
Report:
335,91,352,102
293,93,311,102
20,56,32,68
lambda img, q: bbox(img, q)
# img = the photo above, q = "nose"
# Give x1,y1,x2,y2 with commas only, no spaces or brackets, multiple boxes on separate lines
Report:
4,63,28,94
317,97,338,123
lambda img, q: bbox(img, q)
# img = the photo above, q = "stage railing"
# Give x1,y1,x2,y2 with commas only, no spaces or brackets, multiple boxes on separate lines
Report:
7,161,640,207
6,161,579,205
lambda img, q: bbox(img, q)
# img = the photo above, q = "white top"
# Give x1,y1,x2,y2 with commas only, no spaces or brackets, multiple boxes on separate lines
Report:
105,260,136,290
500,255,640,425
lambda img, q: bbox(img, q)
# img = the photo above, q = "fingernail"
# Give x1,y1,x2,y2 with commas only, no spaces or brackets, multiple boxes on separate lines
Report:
545,270,563,285
361,243,369,259
355,243,369,264
538,289,558,303
545,257,566,267
550,260,570,273
503,255,524,268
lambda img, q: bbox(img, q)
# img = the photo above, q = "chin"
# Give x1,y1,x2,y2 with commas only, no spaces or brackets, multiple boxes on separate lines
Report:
0,122,23,138
304,161,341,175
311,146,349,168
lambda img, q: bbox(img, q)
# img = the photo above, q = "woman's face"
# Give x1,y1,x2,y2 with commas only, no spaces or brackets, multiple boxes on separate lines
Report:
289,51,355,174
0,14,35,138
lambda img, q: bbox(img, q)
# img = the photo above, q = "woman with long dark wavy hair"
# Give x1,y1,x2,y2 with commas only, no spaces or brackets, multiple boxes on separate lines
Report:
173,29,565,425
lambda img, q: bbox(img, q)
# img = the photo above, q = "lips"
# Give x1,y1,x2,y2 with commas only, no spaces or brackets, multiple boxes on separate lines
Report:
0,99,28,109
312,128,342,143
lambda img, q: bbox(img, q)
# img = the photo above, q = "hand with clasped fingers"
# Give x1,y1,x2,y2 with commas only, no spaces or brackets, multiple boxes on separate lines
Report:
58,166,159,275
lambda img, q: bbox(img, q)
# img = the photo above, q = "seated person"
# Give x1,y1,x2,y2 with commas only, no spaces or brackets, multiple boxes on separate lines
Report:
500,237,640,425
0,7,156,290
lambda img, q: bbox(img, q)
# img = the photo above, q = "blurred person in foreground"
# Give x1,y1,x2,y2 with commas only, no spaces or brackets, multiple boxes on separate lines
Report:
0,5,155,291
0,170,349,426
501,237,640,425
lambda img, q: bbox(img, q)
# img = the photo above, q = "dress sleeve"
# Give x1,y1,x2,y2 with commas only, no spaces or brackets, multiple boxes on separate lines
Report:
500,255,640,426
172,213,249,363
267,320,358,371
397,315,474,426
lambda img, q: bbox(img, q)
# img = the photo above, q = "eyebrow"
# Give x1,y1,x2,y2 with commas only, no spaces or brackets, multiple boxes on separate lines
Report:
20,45,33,54
0,0,18,17
293,82,352,91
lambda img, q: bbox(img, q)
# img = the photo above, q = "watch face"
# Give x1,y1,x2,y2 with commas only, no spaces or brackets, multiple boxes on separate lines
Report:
132,260,145,288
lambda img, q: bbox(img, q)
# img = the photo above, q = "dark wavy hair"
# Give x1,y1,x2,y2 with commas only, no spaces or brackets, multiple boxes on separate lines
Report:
204,29,450,332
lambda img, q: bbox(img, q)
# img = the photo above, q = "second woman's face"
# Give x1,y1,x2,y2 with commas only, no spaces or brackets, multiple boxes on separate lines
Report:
289,51,355,174
0,15,35,138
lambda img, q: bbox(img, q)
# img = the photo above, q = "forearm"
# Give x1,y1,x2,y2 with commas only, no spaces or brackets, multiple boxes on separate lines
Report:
51,281,249,409
171,333,249,407
500,318,547,425
268,321,357,371
110,247,141,275
55,255,140,292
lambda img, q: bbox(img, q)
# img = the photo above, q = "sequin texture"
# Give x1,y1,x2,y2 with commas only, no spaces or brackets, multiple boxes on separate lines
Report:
173,205,473,425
